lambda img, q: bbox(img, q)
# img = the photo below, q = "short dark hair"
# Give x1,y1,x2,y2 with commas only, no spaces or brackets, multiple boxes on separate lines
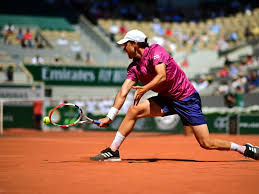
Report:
137,38,149,48
129,38,149,48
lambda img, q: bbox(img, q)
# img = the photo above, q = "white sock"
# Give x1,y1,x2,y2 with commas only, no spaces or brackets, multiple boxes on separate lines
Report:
230,142,246,154
110,131,125,152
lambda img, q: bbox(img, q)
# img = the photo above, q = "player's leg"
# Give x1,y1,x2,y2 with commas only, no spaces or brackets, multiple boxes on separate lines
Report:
90,99,164,161
118,99,163,137
110,99,163,151
191,123,259,160
191,124,233,150
183,125,192,136
172,91,250,157
177,90,259,160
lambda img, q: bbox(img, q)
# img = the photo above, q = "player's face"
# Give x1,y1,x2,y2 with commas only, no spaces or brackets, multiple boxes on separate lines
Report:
122,41,138,59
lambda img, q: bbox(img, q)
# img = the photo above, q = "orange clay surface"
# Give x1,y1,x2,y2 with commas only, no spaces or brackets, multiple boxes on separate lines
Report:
0,129,259,194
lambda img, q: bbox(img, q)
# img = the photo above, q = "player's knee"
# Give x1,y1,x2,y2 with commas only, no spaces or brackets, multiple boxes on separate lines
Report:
199,139,213,150
127,105,143,119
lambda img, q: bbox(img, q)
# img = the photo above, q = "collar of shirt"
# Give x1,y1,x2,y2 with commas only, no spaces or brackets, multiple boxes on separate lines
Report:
135,47,150,65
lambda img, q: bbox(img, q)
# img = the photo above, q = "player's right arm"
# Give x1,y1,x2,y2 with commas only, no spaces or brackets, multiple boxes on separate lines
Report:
99,79,136,127
113,79,136,109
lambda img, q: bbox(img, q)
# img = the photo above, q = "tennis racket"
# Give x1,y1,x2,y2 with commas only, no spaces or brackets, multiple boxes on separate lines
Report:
49,103,101,127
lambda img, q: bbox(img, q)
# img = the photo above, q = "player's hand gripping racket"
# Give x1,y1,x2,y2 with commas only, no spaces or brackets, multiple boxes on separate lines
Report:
49,103,101,127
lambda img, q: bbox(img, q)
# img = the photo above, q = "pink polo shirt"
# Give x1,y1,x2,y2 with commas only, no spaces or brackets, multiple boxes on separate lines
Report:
126,44,195,100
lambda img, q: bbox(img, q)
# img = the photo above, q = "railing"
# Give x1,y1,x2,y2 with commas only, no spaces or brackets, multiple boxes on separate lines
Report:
79,15,112,53
19,63,33,83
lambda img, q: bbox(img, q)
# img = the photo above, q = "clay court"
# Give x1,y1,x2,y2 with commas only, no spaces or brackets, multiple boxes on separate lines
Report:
0,129,259,194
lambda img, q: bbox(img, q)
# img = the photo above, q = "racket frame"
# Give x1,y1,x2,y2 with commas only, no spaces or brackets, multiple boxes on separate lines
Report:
49,103,100,127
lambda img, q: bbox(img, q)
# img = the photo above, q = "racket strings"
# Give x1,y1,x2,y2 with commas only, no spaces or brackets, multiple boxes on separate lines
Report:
51,105,81,125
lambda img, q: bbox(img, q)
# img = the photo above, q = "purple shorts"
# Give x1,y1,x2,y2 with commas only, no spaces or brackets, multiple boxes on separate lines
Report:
149,91,207,126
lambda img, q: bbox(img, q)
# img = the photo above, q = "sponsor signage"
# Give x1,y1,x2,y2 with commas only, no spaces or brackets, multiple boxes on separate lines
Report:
239,115,259,134
3,104,34,128
205,113,228,133
44,106,183,133
24,64,127,86
3,96,259,134
0,84,43,98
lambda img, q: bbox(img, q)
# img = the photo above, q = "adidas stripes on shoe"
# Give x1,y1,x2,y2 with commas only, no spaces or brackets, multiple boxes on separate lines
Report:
90,147,121,162
244,143,259,160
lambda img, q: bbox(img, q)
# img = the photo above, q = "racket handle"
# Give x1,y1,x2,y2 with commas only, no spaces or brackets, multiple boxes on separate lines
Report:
93,120,101,125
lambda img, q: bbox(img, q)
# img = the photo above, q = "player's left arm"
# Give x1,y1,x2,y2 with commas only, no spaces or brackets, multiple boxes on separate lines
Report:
132,63,166,105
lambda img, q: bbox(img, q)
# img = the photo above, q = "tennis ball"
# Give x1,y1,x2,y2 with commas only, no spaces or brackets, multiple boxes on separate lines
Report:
43,116,50,124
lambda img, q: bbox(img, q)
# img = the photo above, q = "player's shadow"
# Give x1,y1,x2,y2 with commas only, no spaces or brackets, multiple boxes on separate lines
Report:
47,158,252,164
123,158,252,163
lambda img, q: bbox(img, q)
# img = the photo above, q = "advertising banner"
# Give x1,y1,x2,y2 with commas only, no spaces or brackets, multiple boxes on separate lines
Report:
239,114,259,134
44,105,184,133
3,103,34,128
205,113,228,133
0,84,43,98
4,102,259,134
24,64,127,86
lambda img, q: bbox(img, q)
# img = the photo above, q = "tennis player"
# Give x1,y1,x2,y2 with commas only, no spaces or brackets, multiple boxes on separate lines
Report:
90,29,259,161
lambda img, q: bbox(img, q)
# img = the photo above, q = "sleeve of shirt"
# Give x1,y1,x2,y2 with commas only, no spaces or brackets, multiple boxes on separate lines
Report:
149,46,168,67
126,62,138,82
